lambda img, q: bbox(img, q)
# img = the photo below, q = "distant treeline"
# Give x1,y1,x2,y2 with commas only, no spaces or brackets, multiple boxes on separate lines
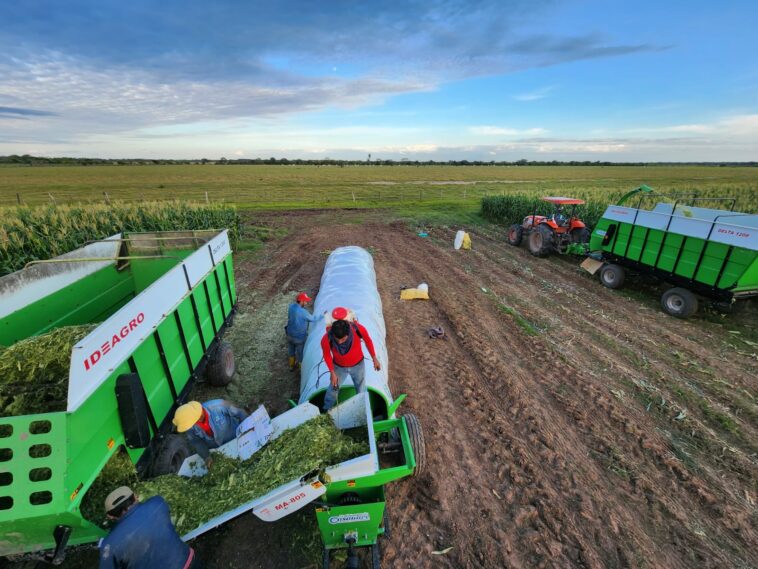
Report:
1,154,756,167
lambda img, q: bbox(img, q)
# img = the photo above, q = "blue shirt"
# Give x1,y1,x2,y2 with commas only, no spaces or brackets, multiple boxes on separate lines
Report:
186,399,247,459
286,303,317,339
99,496,189,569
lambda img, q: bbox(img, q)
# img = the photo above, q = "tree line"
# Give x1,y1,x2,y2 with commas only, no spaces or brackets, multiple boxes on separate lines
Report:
1,154,755,167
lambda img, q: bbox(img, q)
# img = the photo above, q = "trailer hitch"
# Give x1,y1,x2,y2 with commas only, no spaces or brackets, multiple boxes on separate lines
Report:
344,532,359,569
43,525,72,565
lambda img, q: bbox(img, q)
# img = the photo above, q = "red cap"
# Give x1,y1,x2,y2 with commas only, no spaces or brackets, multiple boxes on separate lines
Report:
296,293,312,303
331,307,348,320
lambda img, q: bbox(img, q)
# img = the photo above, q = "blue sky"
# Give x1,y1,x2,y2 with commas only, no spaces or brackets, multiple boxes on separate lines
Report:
1,1,756,160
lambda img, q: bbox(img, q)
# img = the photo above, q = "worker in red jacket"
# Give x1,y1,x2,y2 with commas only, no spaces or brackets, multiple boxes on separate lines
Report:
320,307,381,411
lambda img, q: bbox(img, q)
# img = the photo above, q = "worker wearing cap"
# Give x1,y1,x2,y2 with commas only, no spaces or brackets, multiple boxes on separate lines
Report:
320,307,381,411
285,292,319,371
173,399,247,465
98,486,201,569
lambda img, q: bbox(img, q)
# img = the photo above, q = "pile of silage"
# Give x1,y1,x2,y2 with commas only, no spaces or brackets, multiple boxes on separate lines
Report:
0,325,95,416
82,414,368,535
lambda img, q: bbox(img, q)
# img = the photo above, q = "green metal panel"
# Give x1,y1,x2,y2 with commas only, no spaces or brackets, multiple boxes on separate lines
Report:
673,238,706,280
216,260,233,315
157,318,192,395
734,252,758,291
225,257,237,305
206,271,226,329
656,233,683,272
176,301,205,367
639,229,664,266
192,288,217,349
132,338,176,428
693,241,728,286
317,499,386,549
722,248,758,289
130,257,183,294
0,265,134,347
611,223,633,257
625,225,648,262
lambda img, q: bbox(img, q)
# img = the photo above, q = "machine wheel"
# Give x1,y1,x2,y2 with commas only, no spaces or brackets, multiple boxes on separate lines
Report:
151,435,190,476
661,288,698,318
371,543,381,569
528,225,554,257
404,413,426,477
599,264,625,289
571,227,590,243
507,224,523,246
206,341,235,386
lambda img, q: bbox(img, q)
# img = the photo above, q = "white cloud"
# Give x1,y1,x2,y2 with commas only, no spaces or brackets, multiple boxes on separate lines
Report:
469,126,547,136
513,86,554,101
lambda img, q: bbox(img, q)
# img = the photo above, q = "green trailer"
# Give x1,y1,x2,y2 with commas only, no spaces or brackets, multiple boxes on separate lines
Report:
585,186,758,317
0,230,237,560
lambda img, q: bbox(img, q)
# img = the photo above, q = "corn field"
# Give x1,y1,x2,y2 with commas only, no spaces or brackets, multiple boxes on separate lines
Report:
481,194,615,228
0,202,241,277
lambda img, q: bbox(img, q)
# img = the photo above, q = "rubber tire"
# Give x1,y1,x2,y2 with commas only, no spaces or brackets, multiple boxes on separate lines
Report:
507,224,523,246
206,341,235,386
371,543,381,569
404,413,426,478
528,225,554,257
599,264,625,289
661,288,698,318
151,435,191,476
571,227,590,243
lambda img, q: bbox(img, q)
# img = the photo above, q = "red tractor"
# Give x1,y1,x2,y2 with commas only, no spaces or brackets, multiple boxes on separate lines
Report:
507,197,590,256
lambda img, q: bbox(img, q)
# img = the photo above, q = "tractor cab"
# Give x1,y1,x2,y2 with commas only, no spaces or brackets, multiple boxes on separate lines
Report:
508,196,590,257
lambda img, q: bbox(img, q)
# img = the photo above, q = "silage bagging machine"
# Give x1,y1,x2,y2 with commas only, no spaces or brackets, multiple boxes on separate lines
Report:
0,230,238,560
583,186,758,317
175,246,425,569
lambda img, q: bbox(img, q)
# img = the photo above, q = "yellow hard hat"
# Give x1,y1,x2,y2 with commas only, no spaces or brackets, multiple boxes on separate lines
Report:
173,401,203,432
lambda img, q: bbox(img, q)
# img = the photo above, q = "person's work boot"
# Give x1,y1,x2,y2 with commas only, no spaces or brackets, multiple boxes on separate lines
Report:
288,356,296,370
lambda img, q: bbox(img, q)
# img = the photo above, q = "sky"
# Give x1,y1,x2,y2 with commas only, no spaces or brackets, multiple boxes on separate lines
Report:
0,0,756,161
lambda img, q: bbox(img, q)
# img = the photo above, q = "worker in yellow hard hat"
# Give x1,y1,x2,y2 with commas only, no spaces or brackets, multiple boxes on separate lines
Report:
173,399,247,467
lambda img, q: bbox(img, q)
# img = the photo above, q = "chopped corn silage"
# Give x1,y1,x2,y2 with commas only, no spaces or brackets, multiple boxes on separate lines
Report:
82,414,368,535
0,325,95,416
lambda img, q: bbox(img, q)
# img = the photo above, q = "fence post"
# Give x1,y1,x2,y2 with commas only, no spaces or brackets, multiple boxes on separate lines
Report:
464,188,467,200
352,191,356,203
48,192,56,204
16,193,21,205
205,191,209,204
103,192,110,204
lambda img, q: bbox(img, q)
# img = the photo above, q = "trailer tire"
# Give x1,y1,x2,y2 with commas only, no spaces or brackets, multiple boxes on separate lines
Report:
206,341,235,386
661,288,698,318
528,225,554,257
371,542,381,569
404,413,426,477
599,264,625,289
507,224,523,246
151,435,190,476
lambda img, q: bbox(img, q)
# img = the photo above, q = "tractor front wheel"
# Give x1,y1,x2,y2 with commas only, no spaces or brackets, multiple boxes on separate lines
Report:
599,264,625,289
507,224,523,246
571,227,590,243
151,435,191,476
404,413,426,477
661,288,698,318
528,225,554,257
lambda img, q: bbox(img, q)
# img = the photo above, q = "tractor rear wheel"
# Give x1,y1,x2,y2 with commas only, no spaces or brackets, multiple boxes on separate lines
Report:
528,225,554,257
507,224,523,246
571,227,590,243
661,288,698,318
404,413,426,477
599,264,625,289
206,341,235,386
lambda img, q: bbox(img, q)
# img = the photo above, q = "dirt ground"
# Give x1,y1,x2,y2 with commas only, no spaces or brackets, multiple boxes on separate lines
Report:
24,208,754,569
185,209,757,569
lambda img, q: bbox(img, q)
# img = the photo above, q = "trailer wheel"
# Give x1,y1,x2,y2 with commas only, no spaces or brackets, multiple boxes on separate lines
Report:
528,225,554,257
599,264,625,289
661,288,698,318
507,224,523,246
151,435,190,476
404,413,426,477
206,341,235,386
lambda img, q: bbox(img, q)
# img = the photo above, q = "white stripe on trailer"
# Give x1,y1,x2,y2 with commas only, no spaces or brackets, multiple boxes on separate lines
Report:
710,221,758,251
0,234,121,320
67,230,232,412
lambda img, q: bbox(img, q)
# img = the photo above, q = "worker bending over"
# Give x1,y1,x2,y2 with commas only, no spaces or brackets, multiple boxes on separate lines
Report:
173,399,247,465
286,292,319,371
320,307,380,411
98,486,202,569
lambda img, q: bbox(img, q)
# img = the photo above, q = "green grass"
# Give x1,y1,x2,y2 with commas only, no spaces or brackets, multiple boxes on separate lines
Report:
2,164,756,209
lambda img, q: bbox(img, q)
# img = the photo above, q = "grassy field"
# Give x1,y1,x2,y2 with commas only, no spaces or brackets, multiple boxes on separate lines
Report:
1,164,756,211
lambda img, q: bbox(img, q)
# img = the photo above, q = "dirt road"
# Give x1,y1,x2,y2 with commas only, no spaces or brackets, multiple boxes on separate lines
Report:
197,209,757,569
